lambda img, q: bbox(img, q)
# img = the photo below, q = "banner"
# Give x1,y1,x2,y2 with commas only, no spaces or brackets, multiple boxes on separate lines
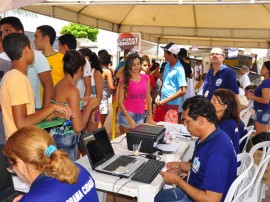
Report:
117,32,141,51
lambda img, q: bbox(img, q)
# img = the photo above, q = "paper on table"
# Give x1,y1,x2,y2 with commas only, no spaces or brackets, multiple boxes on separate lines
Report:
156,144,178,152
157,122,189,134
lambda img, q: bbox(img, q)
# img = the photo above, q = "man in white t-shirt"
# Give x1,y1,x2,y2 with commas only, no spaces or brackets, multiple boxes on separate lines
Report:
194,60,203,81
239,66,251,89
58,33,91,98
0,16,53,109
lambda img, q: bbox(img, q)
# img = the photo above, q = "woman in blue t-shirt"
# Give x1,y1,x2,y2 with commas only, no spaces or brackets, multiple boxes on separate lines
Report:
246,61,270,134
3,126,99,202
211,88,247,154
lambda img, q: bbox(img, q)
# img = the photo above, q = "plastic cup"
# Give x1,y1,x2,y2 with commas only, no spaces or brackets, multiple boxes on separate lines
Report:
133,144,140,156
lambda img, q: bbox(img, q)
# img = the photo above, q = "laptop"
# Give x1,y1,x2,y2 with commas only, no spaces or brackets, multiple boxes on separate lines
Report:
81,127,146,178
0,144,25,202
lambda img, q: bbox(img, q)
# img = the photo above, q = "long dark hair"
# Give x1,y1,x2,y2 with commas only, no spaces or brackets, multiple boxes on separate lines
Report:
79,48,103,73
213,89,241,127
123,53,141,95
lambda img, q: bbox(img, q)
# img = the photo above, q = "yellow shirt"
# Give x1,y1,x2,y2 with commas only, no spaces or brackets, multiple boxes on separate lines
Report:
0,69,35,138
47,52,64,86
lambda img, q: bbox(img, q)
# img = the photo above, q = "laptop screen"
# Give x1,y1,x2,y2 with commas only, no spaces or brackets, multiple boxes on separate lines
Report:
0,144,14,197
82,127,115,169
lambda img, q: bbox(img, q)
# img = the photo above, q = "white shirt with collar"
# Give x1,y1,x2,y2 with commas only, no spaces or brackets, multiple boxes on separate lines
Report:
239,73,250,89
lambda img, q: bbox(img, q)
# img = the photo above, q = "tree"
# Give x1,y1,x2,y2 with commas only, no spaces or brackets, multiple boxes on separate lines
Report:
60,23,99,42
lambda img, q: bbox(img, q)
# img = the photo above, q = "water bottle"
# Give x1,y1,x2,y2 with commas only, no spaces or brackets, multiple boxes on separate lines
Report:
165,131,171,144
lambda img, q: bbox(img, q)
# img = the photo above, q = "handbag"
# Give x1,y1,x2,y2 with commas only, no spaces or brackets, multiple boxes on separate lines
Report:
153,104,166,122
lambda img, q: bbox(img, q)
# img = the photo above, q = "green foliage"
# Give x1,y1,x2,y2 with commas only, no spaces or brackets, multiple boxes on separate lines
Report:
60,23,99,42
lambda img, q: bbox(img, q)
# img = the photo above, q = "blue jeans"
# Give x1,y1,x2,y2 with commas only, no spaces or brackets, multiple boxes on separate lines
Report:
154,188,194,202
117,111,144,128
53,134,79,161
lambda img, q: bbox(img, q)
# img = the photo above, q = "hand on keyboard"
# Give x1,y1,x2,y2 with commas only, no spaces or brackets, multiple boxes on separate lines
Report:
161,166,168,172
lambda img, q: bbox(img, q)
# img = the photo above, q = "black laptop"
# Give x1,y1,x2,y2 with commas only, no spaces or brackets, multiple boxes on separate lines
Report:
81,127,146,178
0,144,25,202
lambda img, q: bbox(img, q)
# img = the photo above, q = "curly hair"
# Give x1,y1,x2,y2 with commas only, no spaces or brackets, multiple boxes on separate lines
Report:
3,126,79,184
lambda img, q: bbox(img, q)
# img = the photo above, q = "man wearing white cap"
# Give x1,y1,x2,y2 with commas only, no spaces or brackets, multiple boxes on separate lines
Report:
157,42,187,123
202,47,239,100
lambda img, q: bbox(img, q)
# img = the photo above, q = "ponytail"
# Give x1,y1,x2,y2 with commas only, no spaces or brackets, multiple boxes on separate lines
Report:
3,126,79,184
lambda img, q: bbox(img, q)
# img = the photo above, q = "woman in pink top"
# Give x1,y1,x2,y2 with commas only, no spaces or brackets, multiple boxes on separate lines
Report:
117,53,155,134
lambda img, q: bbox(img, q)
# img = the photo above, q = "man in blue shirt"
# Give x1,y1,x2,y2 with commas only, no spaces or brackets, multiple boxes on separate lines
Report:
157,42,187,123
203,47,239,100
155,96,237,202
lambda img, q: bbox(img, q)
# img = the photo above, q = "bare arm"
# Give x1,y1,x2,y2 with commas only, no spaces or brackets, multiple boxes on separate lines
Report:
145,78,155,124
67,88,96,133
39,71,53,108
12,104,72,129
117,82,136,128
114,66,124,80
158,86,187,105
83,76,91,97
246,88,270,104
94,70,104,106
160,171,222,202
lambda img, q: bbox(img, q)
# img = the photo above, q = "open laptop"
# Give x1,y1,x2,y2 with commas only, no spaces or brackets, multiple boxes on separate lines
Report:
0,144,25,202
81,127,146,178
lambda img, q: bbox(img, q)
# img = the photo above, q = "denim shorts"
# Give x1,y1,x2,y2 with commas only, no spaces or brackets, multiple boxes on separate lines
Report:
117,111,144,128
255,109,270,125
53,134,79,161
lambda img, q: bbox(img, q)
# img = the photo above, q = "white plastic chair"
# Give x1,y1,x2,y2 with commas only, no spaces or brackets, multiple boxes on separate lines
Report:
224,153,254,202
239,125,254,153
240,107,253,127
243,141,270,202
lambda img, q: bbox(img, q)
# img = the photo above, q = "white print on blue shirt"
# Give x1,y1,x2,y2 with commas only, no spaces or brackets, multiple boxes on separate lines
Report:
216,78,222,86
66,177,94,202
192,157,200,173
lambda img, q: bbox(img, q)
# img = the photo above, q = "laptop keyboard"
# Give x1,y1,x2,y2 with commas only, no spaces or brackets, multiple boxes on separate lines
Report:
103,156,136,171
1,191,21,202
131,159,165,184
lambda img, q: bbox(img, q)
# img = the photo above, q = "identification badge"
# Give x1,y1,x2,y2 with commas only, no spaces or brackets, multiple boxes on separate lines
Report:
204,90,209,97
192,157,200,173
216,78,222,86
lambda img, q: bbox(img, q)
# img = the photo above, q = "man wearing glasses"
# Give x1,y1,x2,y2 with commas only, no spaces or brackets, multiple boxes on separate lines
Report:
202,47,239,100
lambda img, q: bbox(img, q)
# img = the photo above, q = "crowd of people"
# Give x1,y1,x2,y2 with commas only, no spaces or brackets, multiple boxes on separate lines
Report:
0,15,269,202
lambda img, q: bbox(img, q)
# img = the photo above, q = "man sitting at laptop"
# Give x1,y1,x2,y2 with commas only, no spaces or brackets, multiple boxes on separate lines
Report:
155,96,237,202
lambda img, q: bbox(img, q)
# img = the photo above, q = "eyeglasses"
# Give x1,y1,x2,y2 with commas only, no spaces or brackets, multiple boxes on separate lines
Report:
210,53,222,57
6,161,15,173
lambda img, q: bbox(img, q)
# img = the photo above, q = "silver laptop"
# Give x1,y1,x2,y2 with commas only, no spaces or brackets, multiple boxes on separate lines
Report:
81,127,146,178
0,144,25,202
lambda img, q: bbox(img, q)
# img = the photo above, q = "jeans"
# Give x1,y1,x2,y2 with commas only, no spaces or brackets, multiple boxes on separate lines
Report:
154,188,194,202
255,109,270,125
53,134,79,161
117,111,144,128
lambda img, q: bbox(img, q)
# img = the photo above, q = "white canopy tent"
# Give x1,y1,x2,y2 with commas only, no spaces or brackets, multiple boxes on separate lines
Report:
1,0,270,49
18,0,270,49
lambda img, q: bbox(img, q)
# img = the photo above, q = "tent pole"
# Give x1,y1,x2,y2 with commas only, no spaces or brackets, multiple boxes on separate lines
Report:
156,37,160,61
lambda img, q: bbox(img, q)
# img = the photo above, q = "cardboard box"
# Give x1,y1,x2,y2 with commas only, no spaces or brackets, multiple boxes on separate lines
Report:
253,150,270,185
